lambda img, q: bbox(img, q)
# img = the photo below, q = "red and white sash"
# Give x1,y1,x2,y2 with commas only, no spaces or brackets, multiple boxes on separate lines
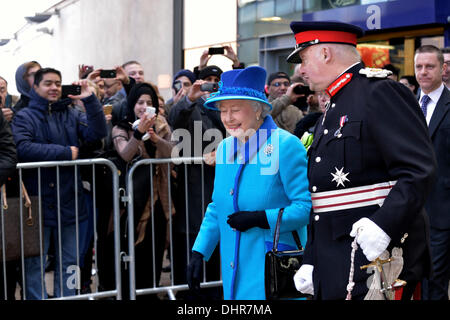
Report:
311,181,397,213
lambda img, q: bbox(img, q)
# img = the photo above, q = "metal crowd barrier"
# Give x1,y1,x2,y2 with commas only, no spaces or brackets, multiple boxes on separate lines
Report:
1,157,223,300
0,159,121,300
125,157,222,300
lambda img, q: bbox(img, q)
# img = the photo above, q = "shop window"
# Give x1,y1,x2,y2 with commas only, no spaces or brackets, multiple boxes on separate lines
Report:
357,39,404,76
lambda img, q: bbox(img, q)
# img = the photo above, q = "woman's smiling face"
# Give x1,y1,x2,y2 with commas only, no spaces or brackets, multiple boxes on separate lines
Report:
218,99,262,142
134,94,152,118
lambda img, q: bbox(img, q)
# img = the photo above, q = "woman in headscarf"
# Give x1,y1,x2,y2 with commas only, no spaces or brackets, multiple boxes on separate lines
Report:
111,82,174,297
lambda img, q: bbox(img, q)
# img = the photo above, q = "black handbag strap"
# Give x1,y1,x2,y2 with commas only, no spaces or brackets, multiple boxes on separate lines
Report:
272,208,303,252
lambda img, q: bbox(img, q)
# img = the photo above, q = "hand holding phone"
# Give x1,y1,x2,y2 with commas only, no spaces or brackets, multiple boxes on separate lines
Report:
200,83,219,92
173,80,182,94
146,106,156,117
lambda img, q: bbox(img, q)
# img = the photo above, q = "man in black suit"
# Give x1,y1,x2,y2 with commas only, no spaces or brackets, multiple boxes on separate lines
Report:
415,45,450,300
288,21,437,300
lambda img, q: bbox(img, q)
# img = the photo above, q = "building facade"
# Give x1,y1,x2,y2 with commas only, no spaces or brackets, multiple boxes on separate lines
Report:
236,0,450,77
3,0,449,98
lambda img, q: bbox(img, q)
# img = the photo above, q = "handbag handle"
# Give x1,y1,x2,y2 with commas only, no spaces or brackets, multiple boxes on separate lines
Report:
0,183,34,226
272,208,303,252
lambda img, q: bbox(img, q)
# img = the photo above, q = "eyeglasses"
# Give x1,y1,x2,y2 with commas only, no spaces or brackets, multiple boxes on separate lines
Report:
271,81,290,87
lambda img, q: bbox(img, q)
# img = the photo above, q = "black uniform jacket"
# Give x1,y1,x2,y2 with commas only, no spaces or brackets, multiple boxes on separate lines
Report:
303,62,437,299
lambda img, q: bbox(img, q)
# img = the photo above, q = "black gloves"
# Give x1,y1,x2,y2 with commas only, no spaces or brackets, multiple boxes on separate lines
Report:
227,211,269,232
186,251,204,291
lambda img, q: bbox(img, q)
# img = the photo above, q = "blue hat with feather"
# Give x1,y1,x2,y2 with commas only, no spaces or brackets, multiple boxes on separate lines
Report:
204,66,272,111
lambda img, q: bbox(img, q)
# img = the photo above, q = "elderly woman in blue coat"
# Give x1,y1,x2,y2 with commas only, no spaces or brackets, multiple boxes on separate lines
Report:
186,66,311,300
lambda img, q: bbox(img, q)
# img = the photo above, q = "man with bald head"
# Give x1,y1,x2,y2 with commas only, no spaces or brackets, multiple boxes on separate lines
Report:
288,21,436,300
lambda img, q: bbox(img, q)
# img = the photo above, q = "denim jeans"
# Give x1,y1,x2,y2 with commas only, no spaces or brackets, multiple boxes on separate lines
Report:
24,224,79,300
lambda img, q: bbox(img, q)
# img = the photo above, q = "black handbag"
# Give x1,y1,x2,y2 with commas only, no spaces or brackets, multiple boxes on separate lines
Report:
0,182,43,262
265,208,307,300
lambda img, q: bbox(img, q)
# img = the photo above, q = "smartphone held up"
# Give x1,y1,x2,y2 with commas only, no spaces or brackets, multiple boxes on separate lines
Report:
208,47,225,55
200,82,219,92
62,85,82,99
100,69,117,78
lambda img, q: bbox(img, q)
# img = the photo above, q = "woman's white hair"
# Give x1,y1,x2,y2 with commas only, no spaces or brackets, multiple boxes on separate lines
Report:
250,100,271,119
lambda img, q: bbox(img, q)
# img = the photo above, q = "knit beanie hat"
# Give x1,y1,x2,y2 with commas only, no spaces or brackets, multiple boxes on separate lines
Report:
173,69,196,85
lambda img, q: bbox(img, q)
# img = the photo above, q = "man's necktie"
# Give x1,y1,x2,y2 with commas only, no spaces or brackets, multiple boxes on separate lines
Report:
420,95,430,118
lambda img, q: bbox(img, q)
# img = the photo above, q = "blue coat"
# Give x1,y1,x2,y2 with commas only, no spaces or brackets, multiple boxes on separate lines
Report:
192,116,311,300
11,90,107,227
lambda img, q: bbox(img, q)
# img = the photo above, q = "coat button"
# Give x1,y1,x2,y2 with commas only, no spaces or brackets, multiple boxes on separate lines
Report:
49,183,55,188
312,186,317,192
314,215,320,221
315,157,321,163
324,129,329,135
230,262,234,269
331,103,336,108
230,189,234,196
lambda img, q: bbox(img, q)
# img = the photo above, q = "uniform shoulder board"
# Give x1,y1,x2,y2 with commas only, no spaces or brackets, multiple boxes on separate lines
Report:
359,67,393,79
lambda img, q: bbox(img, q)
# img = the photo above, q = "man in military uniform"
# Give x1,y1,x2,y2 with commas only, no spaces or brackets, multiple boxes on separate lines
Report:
289,21,437,300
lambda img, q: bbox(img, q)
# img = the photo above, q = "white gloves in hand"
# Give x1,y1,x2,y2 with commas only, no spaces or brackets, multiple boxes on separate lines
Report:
350,217,391,261
293,264,314,295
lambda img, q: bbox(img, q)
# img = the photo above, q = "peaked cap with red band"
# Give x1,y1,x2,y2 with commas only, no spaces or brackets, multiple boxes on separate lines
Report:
286,21,364,64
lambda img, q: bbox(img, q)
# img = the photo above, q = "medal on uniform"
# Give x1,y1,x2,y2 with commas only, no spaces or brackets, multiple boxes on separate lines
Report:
334,115,348,138
331,167,350,187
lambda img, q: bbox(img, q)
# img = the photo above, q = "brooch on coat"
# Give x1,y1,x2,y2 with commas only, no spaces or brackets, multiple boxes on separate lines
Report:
264,144,274,156
359,67,392,78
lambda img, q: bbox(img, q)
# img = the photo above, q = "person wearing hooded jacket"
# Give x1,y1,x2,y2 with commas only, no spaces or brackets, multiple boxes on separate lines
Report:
11,68,107,299
13,61,42,114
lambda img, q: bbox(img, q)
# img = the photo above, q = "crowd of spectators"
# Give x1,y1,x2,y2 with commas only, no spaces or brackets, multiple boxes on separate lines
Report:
1,43,449,300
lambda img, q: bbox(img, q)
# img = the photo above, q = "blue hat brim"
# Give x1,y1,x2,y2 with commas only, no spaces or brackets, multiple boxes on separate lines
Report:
203,95,272,111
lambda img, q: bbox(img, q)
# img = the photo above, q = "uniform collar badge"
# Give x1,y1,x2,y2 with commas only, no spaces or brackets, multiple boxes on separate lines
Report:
326,73,353,97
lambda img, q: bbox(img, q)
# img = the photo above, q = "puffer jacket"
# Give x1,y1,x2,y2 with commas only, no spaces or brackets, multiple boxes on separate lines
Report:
11,89,107,227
